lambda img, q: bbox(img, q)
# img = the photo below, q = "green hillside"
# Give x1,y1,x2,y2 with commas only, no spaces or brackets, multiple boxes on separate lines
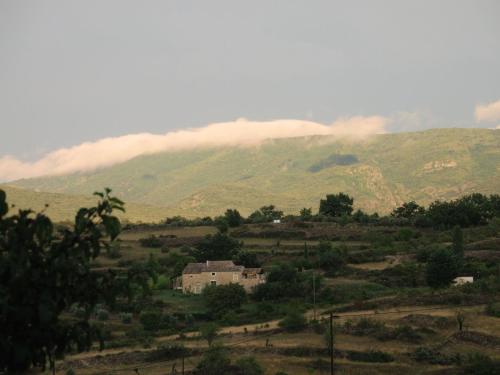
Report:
0,185,169,223
10,128,500,218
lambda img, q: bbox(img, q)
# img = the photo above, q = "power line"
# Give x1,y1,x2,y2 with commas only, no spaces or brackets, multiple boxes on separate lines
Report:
319,304,483,319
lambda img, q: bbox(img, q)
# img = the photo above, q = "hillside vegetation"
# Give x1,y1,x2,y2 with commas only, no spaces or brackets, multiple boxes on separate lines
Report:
10,128,500,219
0,185,168,223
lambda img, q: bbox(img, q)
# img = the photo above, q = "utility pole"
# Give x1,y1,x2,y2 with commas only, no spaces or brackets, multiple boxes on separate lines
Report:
182,353,185,375
313,270,316,321
329,312,334,375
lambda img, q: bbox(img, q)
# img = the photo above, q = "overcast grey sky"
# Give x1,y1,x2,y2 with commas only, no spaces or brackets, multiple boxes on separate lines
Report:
1,0,499,160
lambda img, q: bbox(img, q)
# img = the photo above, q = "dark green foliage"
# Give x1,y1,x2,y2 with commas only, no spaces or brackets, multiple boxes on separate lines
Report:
374,262,423,288
234,356,265,375
202,283,246,317
462,353,500,375
452,225,464,260
308,153,359,172
319,193,354,217
253,263,314,301
224,208,243,227
139,235,163,248
139,309,178,332
139,310,163,331
299,207,313,221
426,248,459,288
165,215,191,227
346,350,394,363
0,189,125,372
248,205,284,223
412,346,460,365
214,216,229,233
352,209,370,223
120,313,133,324
391,201,425,219
96,308,110,321
192,232,242,261
279,311,307,332
395,228,415,241
234,251,261,268
200,323,220,346
146,343,188,362
485,302,500,317
425,193,499,228
317,242,346,275
195,344,231,375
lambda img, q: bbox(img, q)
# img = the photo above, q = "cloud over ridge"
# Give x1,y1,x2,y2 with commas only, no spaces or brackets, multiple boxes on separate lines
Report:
0,117,388,181
475,99,500,123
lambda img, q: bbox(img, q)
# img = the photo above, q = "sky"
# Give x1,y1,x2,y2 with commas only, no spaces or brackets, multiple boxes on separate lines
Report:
0,0,499,180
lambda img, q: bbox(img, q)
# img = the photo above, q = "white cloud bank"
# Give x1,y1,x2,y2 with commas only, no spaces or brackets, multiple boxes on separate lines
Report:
475,99,500,123
0,117,388,182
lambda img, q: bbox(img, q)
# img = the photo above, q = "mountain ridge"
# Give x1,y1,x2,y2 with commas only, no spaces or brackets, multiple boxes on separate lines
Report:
8,128,500,218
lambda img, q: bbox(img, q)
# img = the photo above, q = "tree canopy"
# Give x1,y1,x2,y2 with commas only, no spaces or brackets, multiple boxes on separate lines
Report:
319,193,354,217
0,189,125,372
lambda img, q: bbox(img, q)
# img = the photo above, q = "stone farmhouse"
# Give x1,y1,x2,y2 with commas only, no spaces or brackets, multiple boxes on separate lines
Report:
180,260,265,294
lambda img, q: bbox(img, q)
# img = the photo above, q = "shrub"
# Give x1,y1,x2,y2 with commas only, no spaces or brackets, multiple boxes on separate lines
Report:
412,346,459,365
155,275,170,290
140,310,162,331
202,283,246,317
200,323,220,346
279,312,307,332
346,350,394,363
96,309,109,321
139,235,163,248
485,302,500,318
195,344,231,375
426,248,459,288
120,312,133,324
462,353,500,375
146,344,187,362
234,356,264,375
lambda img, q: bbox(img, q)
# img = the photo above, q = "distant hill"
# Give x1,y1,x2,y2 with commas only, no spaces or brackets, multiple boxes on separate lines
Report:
9,128,500,219
0,185,169,223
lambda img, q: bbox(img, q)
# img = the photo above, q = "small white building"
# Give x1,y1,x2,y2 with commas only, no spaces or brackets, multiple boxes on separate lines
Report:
273,219,281,224
453,276,474,286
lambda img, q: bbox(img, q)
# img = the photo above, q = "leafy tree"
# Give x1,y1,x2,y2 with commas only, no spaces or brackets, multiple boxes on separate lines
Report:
317,241,346,275
391,201,425,219
199,323,220,346
352,209,370,223
192,232,242,261
248,205,284,223
279,311,307,332
202,283,247,317
235,356,264,375
425,193,497,228
234,251,261,268
426,248,458,288
224,209,243,227
195,344,231,374
252,263,303,301
299,207,313,221
214,216,229,233
451,225,464,261
319,193,354,217
0,189,124,373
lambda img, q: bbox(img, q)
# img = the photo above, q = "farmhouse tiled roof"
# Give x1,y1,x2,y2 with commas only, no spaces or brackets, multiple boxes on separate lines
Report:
183,260,244,274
